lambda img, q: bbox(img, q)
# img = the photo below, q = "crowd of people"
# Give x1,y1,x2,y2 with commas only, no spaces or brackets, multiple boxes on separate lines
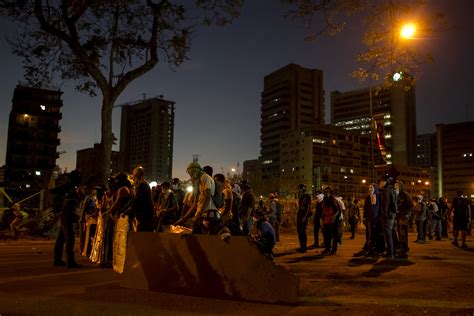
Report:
50,162,278,268
290,170,472,260
48,165,471,269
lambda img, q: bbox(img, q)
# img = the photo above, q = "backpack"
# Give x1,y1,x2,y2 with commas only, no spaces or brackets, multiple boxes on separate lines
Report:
212,180,224,209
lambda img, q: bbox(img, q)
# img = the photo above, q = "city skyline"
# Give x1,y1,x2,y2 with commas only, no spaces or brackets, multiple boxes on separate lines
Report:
0,1,473,181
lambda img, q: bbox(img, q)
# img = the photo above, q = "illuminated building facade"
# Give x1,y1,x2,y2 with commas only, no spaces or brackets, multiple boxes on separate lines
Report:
279,125,372,198
5,85,62,191
119,97,174,182
331,74,417,167
260,63,324,181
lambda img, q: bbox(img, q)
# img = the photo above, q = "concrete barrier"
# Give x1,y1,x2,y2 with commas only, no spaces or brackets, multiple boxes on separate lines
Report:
121,232,299,305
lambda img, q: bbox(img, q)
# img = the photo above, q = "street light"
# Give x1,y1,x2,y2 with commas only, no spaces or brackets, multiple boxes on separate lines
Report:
368,22,416,182
400,23,416,39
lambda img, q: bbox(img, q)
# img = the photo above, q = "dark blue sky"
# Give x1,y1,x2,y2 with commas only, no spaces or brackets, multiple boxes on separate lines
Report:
1,1,473,180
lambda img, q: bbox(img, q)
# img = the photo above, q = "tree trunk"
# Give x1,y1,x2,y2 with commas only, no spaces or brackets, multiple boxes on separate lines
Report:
98,93,116,186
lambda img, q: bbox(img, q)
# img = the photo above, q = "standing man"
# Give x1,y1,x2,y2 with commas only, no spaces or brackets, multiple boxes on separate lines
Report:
379,170,398,259
239,179,256,235
394,181,413,259
312,190,324,248
451,190,470,248
51,170,82,268
346,196,360,240
296,184,312,253
183,162,216,233
124,166,154,232
321,187,341,255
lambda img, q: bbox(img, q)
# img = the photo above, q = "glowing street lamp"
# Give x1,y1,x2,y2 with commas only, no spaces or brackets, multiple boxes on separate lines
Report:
400,23,416,39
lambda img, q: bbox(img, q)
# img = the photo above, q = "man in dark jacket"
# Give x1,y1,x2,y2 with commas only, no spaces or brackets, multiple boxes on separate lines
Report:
124,166,154,232
296,184,312,253
379,170,398,259
451,190,470,248
51,170,82,268
394,181,413,258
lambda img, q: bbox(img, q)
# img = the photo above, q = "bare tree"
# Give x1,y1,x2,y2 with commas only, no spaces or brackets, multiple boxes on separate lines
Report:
0,0,242,184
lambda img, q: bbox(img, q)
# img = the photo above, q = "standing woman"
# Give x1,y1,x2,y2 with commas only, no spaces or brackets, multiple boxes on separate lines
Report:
363,183,380,255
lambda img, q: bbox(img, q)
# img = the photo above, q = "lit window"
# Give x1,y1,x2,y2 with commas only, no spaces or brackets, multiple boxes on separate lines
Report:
35,171,41,176
263,160,272,165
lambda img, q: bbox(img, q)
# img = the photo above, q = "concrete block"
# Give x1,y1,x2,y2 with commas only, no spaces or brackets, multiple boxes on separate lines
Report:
121,232,299,305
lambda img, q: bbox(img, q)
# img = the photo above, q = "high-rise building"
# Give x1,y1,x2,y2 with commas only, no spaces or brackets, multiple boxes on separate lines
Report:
279,125,372,198
119,97,174,182
331,74,417,167
5,84,62,190
76,143,120,185
416,133,436,168
260,63,324,180
436,122,474,199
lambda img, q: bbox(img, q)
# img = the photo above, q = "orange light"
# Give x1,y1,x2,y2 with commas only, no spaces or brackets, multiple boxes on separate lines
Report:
400,23,416,39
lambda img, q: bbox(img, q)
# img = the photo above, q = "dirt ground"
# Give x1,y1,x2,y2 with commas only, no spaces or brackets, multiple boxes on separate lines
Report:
0,231,473,315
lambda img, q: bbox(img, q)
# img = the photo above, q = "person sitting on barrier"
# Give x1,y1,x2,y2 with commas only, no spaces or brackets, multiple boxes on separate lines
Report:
252,210,276,259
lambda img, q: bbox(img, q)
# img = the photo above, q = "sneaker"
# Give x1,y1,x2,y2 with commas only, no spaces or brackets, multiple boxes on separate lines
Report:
328,250,336,255
53,260,67,267
451,240,459,247
461,243,468,249
320,249,331,255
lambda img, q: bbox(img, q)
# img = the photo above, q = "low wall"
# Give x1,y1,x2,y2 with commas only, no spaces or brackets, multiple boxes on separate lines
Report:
121,232,299,305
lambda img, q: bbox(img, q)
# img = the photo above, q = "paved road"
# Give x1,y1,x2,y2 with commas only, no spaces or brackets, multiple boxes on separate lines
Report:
0,232,473,315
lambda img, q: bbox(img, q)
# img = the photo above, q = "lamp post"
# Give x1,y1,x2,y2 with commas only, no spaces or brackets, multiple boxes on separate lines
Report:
368,22,416,183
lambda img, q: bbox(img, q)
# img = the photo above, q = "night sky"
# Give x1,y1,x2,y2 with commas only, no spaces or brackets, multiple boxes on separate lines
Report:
0,1,473,181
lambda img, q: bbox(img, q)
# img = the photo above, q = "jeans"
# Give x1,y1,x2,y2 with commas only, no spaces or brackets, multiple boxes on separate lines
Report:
296,212,309,250
54,216,76,264
322,222,339,252
416,220,426,241
430,219,442,238
313,217,321,246
383,217,396,256
397,219,409,255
